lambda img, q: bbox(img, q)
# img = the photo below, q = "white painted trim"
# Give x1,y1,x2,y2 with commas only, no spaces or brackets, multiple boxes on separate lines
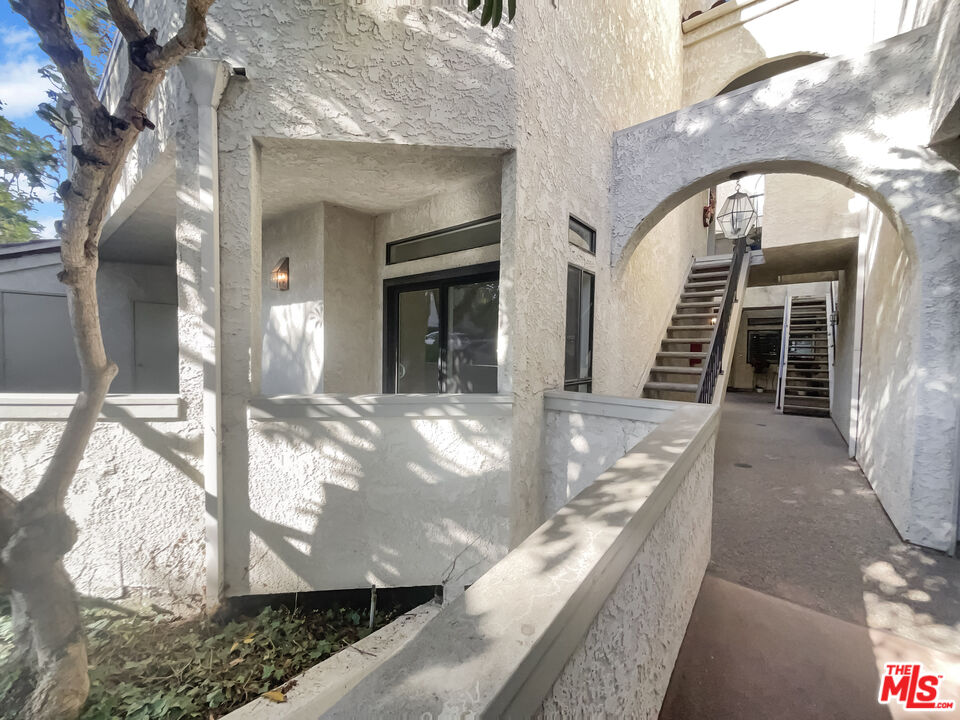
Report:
320,403,719,718
0,394,183,421
544,390,678,424
250,393,514,421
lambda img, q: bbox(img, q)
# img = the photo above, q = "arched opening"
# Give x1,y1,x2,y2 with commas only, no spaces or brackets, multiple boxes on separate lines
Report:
715,53,827,96
629,171,960,720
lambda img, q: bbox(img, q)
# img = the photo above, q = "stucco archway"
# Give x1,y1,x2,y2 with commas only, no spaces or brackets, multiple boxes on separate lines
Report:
611,26,960,550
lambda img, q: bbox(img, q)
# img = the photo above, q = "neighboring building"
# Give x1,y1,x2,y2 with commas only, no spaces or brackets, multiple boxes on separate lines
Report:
1,0,957,660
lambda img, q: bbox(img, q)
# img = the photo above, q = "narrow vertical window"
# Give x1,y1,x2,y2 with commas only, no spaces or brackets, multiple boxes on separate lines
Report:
564,265,594,392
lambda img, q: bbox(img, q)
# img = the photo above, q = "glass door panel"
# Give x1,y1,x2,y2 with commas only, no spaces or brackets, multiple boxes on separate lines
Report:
446,280,499,393
396,288,441,393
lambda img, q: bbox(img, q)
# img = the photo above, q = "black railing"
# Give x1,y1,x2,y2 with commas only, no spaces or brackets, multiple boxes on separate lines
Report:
696,236,747,404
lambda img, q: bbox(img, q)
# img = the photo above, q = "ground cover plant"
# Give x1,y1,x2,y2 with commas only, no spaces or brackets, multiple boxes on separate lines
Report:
0,596,405,719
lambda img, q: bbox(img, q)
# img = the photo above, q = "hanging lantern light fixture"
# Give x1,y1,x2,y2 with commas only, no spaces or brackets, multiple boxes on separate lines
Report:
716,175,758,240
271,257,290,291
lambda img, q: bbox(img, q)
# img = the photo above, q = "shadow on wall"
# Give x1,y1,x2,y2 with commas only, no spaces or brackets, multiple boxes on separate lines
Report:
226,400,514,598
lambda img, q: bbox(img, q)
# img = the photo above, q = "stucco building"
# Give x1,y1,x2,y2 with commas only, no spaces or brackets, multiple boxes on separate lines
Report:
2,0,959,713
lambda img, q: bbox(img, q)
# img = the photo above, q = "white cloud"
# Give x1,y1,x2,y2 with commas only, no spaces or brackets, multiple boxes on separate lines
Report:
0,57,55,119
1,27,38,54
37,216,60,239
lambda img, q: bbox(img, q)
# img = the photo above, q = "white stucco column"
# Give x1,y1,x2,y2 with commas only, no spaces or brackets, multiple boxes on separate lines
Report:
178,58,231,605
217,135,263,597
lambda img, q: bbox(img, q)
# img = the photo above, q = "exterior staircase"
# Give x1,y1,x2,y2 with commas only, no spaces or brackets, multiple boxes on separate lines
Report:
778,295,831,416
643,255,735,402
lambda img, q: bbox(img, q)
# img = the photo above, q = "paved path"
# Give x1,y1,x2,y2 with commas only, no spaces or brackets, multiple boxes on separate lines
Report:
660,392,960,719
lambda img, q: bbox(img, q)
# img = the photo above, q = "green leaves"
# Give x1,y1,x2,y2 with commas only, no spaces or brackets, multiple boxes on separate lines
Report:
0,102,59,243
468,0,517,28
0,601,400,720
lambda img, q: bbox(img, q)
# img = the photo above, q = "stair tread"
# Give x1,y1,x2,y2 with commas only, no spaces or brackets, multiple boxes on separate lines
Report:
645,382,698,392
689,271,729,280
657,351,707,358
651,366,703,374
682,291,725,298
668,325,716,331
673,313,719,319
677,302,721,308
662,337,712,344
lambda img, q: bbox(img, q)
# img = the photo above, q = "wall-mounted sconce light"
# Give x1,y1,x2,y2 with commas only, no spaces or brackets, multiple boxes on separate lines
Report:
271,257,289,291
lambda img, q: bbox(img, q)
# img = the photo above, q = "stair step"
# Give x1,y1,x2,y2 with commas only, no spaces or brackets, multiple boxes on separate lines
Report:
668,325,716,331
689,271,729,280
783,404,830,416
677,301,721,308
645,381,698,393
784,397,830,406
685,280,726,289
693,256,733,270
650,366,703,375
786,375,827,381
789,352,829,357
682,290,725,298
672,312,719,319
662,337,712,344
657,351,707,359
785,385,830,393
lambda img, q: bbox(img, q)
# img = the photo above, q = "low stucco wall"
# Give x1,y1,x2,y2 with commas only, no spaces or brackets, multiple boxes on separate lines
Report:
230,395,512,596
318,402,718,718
538,435,714,719
542,392,664,517
0,399,203,602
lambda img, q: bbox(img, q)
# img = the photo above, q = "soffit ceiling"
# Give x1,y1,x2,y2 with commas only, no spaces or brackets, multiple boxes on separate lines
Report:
99,141,506,266
749,236,858,286
258,138,505,218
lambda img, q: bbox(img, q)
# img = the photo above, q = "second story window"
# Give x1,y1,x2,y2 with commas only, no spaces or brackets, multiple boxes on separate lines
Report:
564,265,594,393
568,216,596,254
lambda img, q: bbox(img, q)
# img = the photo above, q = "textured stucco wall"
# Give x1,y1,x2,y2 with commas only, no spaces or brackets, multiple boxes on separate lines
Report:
0,409,203,601
261,205,326,395
542,409,658,518
234,406,512,595
762,175,859,249
832,253,858,446
857,208,918,535
536,436,714,719
323,204,377,394
504,0,689,544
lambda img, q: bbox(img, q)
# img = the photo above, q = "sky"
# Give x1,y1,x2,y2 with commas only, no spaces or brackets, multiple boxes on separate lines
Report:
0,4,79,238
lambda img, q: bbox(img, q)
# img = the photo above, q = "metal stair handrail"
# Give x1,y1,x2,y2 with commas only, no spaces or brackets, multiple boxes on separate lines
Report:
696,237,747,403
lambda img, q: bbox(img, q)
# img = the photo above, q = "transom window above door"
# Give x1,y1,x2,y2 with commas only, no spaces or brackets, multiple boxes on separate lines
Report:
384,263,499,394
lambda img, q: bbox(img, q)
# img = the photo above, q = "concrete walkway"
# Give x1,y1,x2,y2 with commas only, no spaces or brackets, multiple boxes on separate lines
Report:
660,392,960,719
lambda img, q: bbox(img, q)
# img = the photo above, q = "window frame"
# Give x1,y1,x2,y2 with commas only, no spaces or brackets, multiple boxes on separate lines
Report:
563,265,595,393
568,215,597,255
385,215,502,266
383,262,500,394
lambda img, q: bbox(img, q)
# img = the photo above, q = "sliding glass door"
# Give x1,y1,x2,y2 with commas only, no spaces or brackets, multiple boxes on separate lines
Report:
384,264,499,393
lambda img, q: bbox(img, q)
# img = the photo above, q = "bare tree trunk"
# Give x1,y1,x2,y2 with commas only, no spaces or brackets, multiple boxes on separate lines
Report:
2,1,215,717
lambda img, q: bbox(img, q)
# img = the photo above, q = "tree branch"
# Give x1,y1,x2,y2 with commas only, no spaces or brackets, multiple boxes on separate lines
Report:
156,0,216,69
105,0,147,43
10,0,105,124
